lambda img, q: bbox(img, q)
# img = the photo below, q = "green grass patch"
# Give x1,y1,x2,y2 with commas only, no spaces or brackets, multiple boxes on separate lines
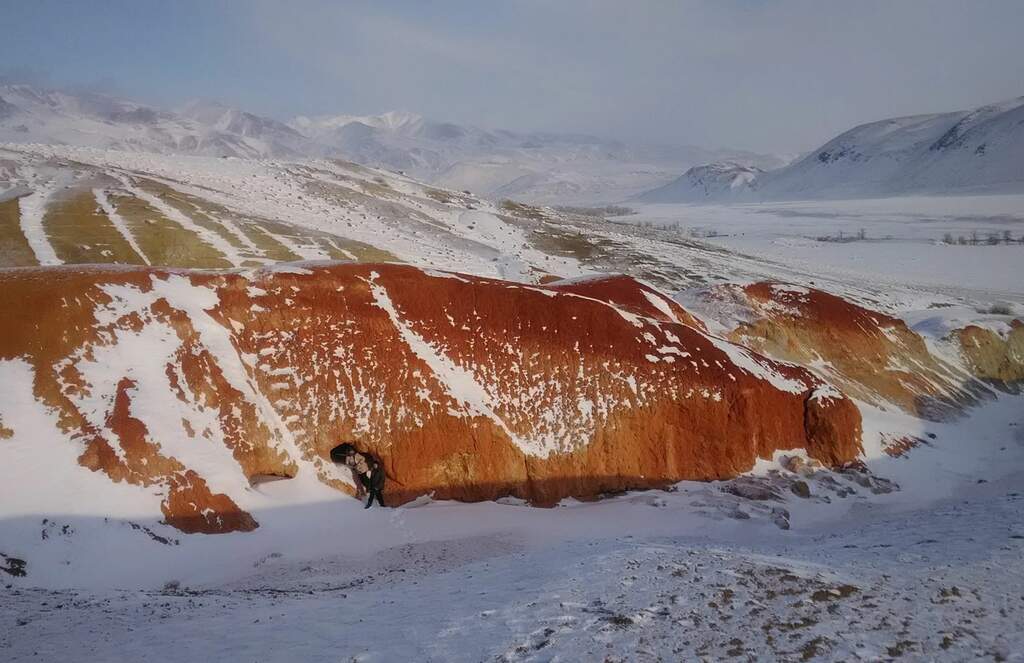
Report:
43,190,146,265
316,236,400,262
0,197,38,267
135,178,254,253
108,193,231,268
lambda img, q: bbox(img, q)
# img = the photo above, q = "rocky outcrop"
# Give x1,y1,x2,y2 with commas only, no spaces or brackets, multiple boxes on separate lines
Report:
725,283,982,419
0,264,862,532
951,320,1024,391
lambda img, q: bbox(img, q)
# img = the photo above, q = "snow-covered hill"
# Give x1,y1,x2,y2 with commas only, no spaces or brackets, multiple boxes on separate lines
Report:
635,96,1024,202
634,162,763,203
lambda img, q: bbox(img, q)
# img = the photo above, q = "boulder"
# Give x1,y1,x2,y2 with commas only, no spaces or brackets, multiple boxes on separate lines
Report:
790,481,811,499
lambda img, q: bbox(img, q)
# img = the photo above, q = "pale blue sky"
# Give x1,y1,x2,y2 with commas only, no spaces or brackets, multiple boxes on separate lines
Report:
2,0,1022,153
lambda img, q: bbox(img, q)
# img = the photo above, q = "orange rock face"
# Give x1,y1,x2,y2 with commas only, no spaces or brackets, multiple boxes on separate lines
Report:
726,283,981,419
0,264,862,532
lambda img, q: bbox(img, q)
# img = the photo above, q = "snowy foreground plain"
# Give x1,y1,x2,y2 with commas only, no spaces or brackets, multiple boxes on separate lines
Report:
2,152,1023,662
4,397,1023,662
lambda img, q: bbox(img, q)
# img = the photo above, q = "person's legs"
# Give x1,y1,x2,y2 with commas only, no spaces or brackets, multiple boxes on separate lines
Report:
363,488,384,508
372,467,385,506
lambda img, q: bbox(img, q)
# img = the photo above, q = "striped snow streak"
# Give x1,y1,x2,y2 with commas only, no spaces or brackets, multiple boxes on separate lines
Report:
146,274,353,487
365,271,559,458
704,334,808,394
147,277,298,458
17,185,60,265
265,228,331,262
215,215,264,258
94,188,151,265
642,290,681,324
323,237,358,261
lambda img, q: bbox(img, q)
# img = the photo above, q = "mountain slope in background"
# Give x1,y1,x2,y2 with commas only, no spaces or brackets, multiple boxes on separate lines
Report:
634,96,1024,202
176,100,316,157
292,110,783,204
0,84,782,205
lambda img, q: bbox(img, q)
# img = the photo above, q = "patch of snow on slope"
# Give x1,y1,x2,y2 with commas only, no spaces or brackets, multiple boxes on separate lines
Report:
74,300,249,497
704,334,808,394
115,174,250,266
148,274,345,484
641,289,682,323
366,272,558,457
94,188,150,265
16,181,59,265
0,358,163,519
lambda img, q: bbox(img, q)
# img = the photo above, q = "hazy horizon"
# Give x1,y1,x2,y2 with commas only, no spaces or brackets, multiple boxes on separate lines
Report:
2,0,1022,155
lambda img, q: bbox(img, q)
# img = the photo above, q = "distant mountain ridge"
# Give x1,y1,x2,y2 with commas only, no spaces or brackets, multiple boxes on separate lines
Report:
634,96,1024,202
287,110,783,204
0,84,307,159
0,83,781,204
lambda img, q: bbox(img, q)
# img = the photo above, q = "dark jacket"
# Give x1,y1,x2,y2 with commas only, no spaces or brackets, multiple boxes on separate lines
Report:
365,454,385,490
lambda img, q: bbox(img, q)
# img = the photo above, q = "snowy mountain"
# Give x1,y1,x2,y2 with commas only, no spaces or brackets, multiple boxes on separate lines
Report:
0,83,783,204
635,96,1024,202
0,84,301,158
176,100,315,157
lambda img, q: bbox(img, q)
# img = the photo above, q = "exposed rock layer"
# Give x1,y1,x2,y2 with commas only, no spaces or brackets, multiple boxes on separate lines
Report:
726,283,983,420
0,264,862,532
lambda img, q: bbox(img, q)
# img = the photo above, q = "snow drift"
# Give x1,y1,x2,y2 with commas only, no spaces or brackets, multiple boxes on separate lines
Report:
0,263,862,533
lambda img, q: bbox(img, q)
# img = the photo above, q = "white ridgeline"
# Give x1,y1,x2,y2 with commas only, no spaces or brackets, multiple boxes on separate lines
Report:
635,96,1024,202
0,83,782,205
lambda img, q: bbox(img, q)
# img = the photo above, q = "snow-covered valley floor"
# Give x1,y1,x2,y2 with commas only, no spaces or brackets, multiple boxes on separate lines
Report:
626,196,1024,299
3,395,1023,662
4,478,1022,662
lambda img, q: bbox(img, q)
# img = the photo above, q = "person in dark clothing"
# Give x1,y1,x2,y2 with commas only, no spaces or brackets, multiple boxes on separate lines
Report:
364,460,385,508
330,442,386,509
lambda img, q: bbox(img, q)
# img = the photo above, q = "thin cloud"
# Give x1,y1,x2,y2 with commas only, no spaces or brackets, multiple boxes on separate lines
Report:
4,1,1023,154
